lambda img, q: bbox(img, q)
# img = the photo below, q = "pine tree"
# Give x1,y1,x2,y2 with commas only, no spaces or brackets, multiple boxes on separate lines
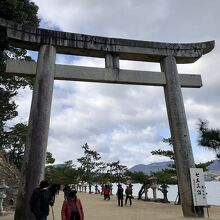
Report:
0,0,39,167
198,119,220,159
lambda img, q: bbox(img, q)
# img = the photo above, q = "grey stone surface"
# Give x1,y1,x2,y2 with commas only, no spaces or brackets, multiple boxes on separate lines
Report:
0,180,9,216
14,45,56,220
0,17,214,64
6,60,202,88
160,56,203,217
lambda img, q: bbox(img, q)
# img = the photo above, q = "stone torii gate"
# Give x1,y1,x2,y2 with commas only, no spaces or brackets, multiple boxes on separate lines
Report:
0,18,214,219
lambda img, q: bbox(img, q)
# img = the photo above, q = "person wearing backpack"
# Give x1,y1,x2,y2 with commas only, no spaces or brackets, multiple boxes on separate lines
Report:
30,180,54,220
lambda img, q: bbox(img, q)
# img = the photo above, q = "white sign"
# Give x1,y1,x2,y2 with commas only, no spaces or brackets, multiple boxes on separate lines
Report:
190,168,208,206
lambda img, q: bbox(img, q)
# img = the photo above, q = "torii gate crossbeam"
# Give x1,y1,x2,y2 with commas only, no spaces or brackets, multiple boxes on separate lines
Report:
0,17,214,219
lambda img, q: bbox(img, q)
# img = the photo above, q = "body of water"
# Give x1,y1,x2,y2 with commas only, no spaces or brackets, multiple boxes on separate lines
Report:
105,181,220,206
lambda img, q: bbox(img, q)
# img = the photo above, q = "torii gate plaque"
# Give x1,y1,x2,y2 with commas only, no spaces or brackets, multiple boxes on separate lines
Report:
0,18,214,219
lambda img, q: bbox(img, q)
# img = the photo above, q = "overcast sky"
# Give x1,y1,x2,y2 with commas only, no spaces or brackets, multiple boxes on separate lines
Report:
13,0,220,168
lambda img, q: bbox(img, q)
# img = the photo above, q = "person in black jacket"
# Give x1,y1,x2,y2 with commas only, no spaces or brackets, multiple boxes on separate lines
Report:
30,180,54,220
117,184,124,207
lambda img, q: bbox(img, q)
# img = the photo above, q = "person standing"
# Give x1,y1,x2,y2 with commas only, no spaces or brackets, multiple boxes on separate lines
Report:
61,189,84,220
30,180,54,220
125,184,133,206
63,185,70,199
103,184,110,200
117,184,124,207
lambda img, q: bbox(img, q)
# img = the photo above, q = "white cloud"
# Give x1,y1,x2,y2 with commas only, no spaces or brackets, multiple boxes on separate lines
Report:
12,0,220,167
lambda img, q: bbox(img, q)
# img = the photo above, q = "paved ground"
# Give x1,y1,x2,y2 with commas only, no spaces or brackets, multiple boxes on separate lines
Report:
1,192,220,219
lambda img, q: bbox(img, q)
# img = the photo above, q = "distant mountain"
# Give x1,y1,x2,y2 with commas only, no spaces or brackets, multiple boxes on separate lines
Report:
129,161,174,175
129,160,220,180
208,160,220,172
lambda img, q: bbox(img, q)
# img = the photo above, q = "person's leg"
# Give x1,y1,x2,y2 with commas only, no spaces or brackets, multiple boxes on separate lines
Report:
129,196,132,205
125,196,128,205
118,198,120,206
121,199,123,207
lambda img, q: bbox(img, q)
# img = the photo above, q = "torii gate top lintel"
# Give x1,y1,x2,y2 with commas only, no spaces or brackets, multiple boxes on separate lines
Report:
0,17,215,64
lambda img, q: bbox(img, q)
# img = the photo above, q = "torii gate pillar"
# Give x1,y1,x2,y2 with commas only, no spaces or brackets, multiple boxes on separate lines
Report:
161,56,203,217
14,45,56,220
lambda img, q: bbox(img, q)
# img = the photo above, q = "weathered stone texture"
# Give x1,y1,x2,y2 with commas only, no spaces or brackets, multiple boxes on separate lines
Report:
0,17,214,63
